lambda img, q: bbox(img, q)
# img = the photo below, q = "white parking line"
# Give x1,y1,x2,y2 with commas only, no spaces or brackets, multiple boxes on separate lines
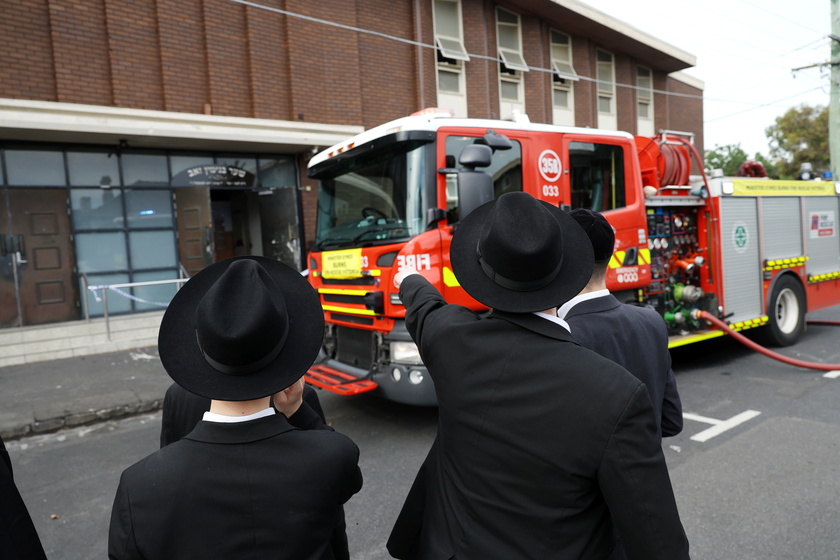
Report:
823,370,840,379
683,410,762,442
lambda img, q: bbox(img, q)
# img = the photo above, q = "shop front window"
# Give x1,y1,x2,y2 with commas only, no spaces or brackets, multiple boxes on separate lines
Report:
1,144,301,323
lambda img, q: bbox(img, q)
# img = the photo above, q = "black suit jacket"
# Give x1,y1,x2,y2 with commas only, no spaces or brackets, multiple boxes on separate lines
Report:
1,436,47,560
564,294,683,437
109,406,362,560
387,276,689,560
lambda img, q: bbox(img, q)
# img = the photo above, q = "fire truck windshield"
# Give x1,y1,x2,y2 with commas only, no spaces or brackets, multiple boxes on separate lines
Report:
314,141,428,250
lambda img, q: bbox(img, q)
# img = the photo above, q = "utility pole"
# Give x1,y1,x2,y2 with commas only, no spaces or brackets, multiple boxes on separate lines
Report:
832,0,840,182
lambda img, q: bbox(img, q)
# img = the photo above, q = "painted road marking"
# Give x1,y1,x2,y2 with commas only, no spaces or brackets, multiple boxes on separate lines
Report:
683,410,762,443
823,370,840,379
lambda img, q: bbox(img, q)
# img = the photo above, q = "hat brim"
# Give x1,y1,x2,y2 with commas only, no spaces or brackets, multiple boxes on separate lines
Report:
451,200,594,313
158,256,324,401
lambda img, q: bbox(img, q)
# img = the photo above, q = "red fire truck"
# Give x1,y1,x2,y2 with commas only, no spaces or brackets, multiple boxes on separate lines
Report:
304,110,840,405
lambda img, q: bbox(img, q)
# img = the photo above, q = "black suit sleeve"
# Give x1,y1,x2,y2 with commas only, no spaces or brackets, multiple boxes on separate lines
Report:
286,401,331,431
108,474,142,560
660,364,684,437
303,384,327,424
598,385,690,559
160,383,211,448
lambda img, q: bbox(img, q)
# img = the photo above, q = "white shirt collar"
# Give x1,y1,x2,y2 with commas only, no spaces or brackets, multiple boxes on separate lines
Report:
533,311,571,333
556,289,611,321
202,407,275,424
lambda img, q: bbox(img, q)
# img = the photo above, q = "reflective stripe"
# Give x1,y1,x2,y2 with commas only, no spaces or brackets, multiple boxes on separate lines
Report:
322,305,377,316
318,288,368,296
763,256,808,271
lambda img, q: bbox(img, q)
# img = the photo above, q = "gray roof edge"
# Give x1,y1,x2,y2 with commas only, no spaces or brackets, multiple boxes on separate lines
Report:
551,0,697,67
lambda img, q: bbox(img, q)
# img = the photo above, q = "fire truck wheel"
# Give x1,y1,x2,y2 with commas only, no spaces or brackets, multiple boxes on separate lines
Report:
761,275,806,347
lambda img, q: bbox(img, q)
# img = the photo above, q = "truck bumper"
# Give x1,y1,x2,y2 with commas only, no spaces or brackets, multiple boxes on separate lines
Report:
371,365,437,407
305,359,438,407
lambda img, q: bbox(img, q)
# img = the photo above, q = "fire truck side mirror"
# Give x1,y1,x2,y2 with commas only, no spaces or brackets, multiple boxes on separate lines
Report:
456,144,494,221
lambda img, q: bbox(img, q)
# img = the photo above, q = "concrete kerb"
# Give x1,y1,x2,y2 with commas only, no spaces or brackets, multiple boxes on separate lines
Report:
0,346,172,441
3,397,166,441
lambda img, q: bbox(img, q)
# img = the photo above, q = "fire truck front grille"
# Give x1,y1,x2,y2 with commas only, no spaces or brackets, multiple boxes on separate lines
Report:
336,326,374,369
323,293,365,305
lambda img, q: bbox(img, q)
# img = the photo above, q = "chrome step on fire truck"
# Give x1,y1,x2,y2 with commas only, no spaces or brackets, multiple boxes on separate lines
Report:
303,110,840,406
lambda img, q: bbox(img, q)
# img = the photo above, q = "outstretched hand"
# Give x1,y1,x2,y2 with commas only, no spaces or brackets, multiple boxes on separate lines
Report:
393,268,420,290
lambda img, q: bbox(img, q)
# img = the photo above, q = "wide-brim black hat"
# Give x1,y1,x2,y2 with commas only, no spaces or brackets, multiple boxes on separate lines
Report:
158,256,324,401
451,192,594,313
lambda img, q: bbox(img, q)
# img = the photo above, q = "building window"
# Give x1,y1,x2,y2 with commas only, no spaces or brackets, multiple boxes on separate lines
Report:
596,49,616,130
550,29,577,126
637,66,654,136
434,0,469,117
496,7,527,119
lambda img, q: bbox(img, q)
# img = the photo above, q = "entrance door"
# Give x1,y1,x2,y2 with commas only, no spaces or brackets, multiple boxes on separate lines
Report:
174,188,214,276
0,189,79,327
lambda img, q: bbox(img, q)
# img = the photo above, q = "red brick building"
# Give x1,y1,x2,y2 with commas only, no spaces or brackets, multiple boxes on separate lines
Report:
0,0,703,327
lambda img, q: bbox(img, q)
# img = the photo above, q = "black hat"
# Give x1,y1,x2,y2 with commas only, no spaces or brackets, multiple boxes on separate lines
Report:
450,192,594,313
158,256,324,401
568,208,615,263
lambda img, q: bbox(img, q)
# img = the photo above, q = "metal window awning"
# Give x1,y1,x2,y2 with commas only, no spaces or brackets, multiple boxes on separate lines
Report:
499,49,529,72
435,36,470,61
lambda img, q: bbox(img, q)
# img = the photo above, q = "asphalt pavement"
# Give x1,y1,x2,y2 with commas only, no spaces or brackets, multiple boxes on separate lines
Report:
0,346,171,441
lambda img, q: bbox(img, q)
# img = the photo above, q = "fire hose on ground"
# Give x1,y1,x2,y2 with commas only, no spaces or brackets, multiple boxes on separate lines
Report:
693,310,840,372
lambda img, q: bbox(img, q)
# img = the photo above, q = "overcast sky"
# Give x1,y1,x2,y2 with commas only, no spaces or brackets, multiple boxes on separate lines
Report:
580,0,833,157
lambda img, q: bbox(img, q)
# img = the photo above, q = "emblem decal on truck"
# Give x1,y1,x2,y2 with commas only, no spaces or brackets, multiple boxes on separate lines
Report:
538,149,562,182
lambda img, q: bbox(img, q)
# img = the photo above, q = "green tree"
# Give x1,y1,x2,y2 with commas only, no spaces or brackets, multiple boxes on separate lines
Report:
765,104,829,179
705,143,748,176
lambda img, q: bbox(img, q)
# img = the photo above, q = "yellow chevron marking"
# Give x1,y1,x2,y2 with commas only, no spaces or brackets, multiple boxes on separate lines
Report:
443,267,460,287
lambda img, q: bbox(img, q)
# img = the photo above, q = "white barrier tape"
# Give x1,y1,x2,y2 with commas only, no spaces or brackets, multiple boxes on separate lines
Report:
87,285,171,307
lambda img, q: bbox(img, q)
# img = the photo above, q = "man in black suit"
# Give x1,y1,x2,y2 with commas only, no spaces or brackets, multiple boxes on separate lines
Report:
560,209,684,560
108,256,363,560
1,435,47,560
560,208,683,438
387,192,689,559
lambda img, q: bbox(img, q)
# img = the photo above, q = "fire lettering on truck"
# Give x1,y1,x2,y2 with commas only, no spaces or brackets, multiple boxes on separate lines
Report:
398,254,431,271
809,211,835,238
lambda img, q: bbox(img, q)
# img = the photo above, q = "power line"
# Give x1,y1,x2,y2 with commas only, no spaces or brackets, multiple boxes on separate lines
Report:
704,85,825,123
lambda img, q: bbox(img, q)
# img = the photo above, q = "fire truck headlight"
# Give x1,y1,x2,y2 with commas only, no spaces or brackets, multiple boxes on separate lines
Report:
390,341,423,365
408,369,424,385
391,368,402,382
